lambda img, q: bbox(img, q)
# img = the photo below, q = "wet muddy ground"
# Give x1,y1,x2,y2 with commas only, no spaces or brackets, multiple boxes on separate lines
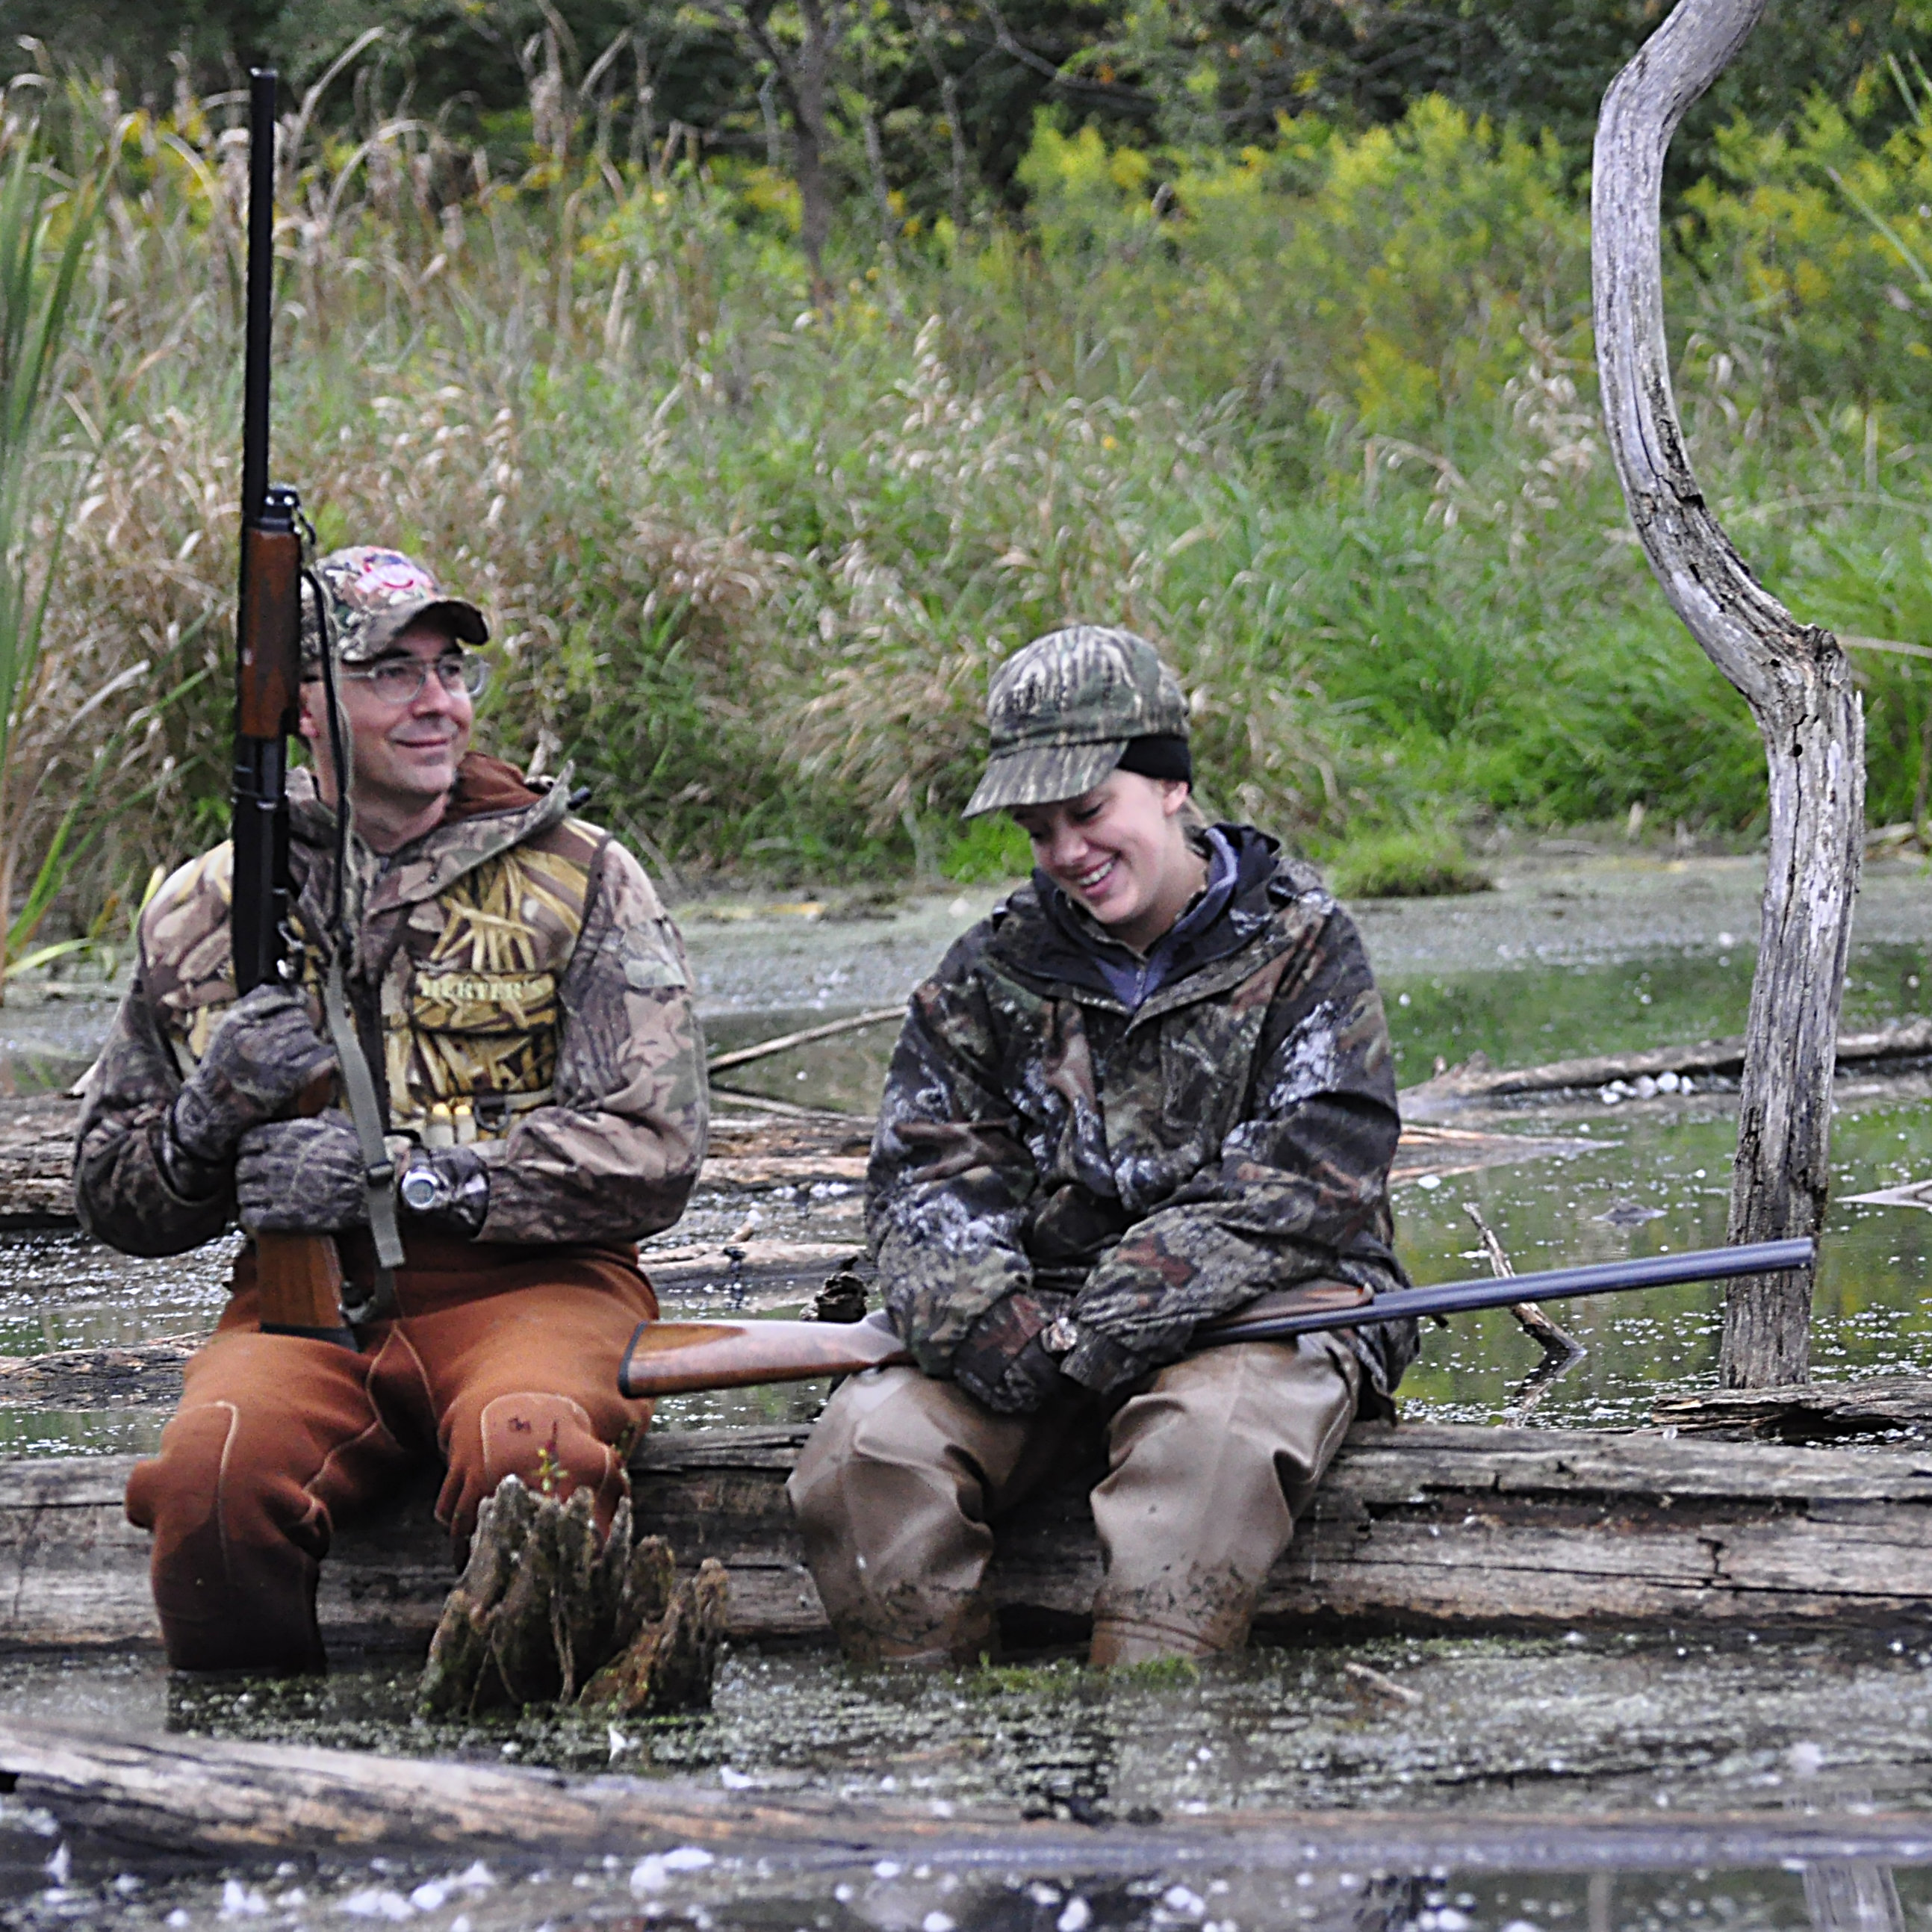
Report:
1,852,1931,1925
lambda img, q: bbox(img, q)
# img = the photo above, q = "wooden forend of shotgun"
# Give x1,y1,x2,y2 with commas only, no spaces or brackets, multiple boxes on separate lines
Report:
255,1071,353,1345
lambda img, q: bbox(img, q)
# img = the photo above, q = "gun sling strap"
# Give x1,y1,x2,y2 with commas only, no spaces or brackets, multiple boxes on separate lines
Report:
323,951,406,1326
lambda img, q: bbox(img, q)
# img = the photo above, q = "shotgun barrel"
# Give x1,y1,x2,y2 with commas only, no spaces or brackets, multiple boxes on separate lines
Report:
232,69,302,999
618,1235,1816,1398
230,71,353,1349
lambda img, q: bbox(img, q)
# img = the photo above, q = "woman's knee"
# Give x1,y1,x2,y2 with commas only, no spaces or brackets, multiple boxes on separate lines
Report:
789,1367,1016,1530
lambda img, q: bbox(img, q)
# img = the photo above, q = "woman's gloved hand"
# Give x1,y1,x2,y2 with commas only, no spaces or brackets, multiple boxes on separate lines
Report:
161,984,336,1199
952,1288,1077,1414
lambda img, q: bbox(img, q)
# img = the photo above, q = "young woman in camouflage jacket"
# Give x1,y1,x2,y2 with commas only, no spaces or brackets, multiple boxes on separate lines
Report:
789,626,1415,1667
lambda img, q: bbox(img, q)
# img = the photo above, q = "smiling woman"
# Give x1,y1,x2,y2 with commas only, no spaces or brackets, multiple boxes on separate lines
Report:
1007,778,1205,957
787,624,1417,1671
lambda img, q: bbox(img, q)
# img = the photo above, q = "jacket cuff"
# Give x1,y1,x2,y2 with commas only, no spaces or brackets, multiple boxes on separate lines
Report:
1059,1326,1153,1396
155,1108,229,1206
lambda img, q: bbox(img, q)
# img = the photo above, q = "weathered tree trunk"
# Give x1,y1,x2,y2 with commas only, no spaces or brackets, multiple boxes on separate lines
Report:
1593,0,1865,1388
731,0,841,305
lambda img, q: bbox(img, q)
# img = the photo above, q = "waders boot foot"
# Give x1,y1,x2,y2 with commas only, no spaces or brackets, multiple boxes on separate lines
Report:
1089,1616,1225,1669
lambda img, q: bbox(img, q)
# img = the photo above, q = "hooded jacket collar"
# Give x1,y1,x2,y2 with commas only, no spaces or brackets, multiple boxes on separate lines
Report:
987,822,1321,1017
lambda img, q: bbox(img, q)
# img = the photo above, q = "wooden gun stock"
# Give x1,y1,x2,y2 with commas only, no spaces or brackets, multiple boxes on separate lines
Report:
620,1311,909,1397
255,1072,352,1347
615,1287,1364,1398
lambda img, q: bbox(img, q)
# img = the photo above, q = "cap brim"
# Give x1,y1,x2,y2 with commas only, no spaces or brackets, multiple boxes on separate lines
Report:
962,740,1125,819
345,596,490,660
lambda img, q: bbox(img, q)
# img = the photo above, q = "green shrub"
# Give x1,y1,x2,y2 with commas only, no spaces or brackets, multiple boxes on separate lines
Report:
28,61,1932,926
1326,830,1494,900
941,816,1033,883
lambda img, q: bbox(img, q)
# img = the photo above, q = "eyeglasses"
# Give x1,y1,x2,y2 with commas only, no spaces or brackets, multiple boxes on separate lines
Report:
341,651,489,706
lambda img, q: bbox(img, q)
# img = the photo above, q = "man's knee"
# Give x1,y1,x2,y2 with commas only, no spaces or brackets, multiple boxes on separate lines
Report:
441,1390,628,1545
127,1399,330,1674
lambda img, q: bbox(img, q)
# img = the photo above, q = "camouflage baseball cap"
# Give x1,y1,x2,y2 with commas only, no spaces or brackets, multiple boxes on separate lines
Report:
300,545,488,669
963,625,1189,818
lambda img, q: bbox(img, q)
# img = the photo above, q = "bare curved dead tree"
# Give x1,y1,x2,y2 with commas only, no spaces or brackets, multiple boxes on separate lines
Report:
1594,0,1865,1388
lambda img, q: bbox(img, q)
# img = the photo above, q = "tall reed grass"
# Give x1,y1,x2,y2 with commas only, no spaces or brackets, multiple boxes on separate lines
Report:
19,52,1932,923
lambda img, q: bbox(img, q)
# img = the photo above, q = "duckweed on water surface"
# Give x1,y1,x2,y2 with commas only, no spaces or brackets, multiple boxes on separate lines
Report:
4,1640,1932,1925
6,1632,1920,1821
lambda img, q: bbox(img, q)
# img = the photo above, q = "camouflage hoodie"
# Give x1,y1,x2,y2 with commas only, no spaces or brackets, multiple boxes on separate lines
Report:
870,825,1415,1406
76,754,706,1261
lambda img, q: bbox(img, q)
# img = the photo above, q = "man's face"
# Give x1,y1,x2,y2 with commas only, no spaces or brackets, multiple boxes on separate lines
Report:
299,620,474,816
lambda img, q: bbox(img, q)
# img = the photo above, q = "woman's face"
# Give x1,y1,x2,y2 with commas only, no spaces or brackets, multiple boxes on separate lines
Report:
1010,769,1201,951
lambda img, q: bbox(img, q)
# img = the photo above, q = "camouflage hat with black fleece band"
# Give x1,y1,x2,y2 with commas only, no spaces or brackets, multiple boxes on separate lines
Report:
963,625,1189,818
301,546,488,671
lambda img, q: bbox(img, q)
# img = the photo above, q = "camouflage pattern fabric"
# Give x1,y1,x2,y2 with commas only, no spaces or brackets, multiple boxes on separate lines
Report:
300,545,488,669
869,824,1415,1406
964,627,1190,819
76,754,706,1258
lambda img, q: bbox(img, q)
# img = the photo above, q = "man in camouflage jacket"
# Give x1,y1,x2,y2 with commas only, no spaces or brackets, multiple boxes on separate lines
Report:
789,627,1413,1667
75,547,706,1675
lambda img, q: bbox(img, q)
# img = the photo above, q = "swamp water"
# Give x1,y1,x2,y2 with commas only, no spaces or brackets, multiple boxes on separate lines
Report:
1,857,1931,1925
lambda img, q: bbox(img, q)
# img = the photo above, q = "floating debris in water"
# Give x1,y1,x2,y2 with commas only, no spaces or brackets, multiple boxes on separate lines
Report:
1594,1199,1668,1227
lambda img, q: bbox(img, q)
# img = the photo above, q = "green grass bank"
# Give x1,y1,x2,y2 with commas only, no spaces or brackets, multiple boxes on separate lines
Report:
20,71,1932,913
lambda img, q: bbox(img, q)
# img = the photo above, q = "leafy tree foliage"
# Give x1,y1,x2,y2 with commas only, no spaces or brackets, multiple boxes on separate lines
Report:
10,0,1932,221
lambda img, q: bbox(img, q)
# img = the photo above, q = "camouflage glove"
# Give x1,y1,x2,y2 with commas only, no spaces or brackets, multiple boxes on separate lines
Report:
397,1146,490,1239
162,984,336,1199
234,1111,370,1234
952,1289,1076,1415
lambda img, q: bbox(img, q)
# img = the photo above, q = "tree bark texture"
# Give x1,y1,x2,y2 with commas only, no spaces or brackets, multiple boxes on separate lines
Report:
4,1427,1927,1654
736,0,839,301
1593,0,1866,1388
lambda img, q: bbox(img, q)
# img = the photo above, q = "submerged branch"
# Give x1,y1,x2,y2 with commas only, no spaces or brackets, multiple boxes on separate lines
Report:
1462,1200,1585,1418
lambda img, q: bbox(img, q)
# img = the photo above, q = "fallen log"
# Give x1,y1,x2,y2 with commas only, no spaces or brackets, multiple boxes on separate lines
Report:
0,1338,198,1411
4,1423,1925,1655
0,1094,91,1226
7,1715,1932,1866
1399,1019,1932,1117
706,1007,903,1076
1654,1376,1932,1442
